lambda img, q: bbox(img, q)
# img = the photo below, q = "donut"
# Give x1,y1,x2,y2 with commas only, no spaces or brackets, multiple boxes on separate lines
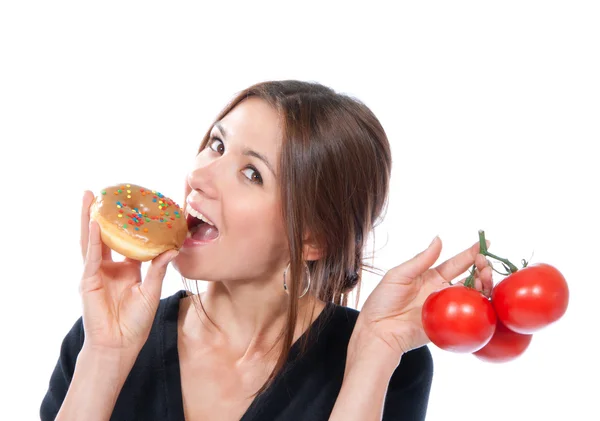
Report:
90,183,188,261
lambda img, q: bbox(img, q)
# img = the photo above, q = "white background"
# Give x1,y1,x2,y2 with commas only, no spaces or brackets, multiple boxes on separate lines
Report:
1,1,598,420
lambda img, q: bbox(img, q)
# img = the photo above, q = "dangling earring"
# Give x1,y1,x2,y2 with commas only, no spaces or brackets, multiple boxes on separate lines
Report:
283,261,311,298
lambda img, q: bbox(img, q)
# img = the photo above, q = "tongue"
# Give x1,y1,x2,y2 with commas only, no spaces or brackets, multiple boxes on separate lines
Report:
191,223,219,241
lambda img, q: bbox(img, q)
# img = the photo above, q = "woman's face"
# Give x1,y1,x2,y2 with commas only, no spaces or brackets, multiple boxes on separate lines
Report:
173,97,289,287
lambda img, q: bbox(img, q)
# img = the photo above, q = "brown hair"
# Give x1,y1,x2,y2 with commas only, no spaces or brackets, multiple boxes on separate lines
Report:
187,80,392,395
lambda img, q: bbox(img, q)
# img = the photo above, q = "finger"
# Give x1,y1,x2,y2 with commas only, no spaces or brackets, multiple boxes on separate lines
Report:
480,266,494,297
80,191,112,261
455,266,493,294
101,239,113,260
141,250,179,300
435,239,491,282
474,254,494,296
80,191,95,261
475,253,488,271
387,236,443,282
81,220,103,286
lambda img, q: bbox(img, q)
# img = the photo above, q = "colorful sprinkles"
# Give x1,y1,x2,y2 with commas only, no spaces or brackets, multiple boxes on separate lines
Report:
106,185,184,234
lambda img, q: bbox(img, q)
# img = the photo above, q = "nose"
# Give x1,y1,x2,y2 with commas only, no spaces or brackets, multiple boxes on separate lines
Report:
186,157,223,199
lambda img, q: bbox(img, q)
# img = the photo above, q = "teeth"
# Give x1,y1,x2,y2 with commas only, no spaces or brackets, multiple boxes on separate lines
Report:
186,205,215,226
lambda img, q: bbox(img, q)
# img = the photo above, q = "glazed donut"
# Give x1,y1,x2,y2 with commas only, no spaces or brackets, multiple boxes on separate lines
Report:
90,183,188,262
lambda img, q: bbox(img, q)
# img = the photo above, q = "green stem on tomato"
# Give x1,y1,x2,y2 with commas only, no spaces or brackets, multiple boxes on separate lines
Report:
463,265,477,288
477,230,519,274
464,233,489,288
478,230,488,254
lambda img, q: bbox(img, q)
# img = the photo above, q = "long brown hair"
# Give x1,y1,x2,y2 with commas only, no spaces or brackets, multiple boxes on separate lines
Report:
187,80,392,395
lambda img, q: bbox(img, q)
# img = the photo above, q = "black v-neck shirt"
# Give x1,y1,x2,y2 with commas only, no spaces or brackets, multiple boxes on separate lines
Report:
40,290,433,420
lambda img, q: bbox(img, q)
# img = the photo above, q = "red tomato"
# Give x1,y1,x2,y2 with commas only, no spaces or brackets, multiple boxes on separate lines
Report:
422,285,497,353
492,263,569,334
473,318,533,363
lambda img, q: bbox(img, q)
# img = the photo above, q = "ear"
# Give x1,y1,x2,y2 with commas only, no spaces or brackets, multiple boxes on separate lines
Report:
302,231,326,261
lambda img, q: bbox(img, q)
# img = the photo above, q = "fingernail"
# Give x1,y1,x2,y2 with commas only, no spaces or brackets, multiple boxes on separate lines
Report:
430,235,439,246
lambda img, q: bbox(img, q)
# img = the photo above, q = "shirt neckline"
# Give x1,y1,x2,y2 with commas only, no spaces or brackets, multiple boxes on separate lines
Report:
161,290,335,421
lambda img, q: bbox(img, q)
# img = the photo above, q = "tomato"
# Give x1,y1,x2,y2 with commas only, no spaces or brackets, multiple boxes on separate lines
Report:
422,285,497,353
473,318,533,363
491,263,569,334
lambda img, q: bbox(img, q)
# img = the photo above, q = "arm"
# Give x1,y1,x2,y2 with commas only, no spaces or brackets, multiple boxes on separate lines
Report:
331,237,486,420
40,191,177,420
53,346,137,421
329,334,399,421
329,330,433,421
381,345,433,420
39,318,138,421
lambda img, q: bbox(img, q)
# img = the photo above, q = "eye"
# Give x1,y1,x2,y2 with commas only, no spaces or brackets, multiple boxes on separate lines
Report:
242,166,263,185
208,137,225,154
207,137,263,185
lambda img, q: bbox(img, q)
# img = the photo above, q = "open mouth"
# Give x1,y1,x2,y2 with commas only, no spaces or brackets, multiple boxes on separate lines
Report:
185,206,220,242
186,213,204,231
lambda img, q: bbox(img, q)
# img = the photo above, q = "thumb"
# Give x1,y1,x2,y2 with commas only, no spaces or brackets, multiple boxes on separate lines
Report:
142,249,179,300
388,236,442,280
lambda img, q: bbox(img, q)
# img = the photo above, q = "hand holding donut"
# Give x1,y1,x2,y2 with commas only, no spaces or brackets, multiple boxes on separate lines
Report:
78,185,186,356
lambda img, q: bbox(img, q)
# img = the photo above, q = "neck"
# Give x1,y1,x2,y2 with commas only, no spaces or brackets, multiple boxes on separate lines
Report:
180,276,324,361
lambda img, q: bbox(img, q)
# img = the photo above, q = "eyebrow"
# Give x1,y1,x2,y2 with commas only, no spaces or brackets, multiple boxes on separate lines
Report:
214,121,277,179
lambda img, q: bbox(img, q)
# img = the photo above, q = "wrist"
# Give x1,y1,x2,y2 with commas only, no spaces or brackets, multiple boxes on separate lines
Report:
78,343,139,379
346,324,401,376
330,325,402,421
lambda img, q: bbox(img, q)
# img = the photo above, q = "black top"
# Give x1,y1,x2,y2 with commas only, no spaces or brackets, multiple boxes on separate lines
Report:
40,290,433,420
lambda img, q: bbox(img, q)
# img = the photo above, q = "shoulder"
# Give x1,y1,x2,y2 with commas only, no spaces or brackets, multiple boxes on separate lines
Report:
55,315,86,366
149,289,188,333
321,302,361,333
391,345,433,388
382,345,433,419
321,303,434,382
308,303,361,350
157,289,188,319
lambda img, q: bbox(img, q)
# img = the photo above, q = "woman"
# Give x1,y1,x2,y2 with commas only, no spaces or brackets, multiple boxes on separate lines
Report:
41,80,492,420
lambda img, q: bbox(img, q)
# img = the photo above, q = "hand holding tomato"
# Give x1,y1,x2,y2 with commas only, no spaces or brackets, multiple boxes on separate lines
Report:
419,230,569,363
354,236,493,357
